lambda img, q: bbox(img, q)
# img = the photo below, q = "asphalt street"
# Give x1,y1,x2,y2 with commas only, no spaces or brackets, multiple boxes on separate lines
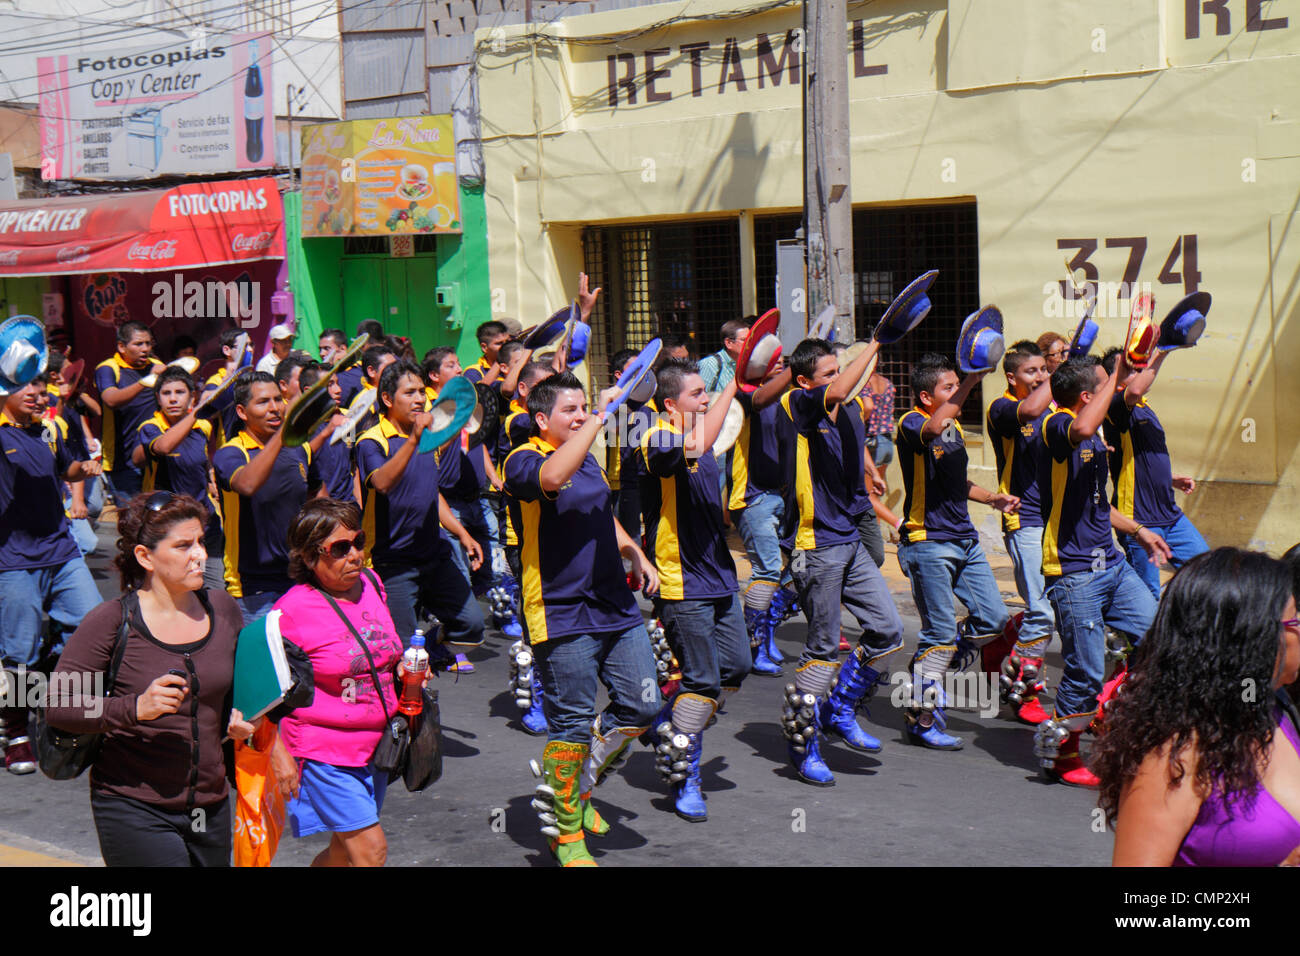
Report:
0,518,1115,867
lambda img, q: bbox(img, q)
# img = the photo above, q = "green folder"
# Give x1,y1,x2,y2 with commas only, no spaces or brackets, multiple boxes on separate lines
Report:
232,610,293,722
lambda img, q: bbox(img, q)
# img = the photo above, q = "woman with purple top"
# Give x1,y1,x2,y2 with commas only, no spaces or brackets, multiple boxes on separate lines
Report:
1097,547,1300,866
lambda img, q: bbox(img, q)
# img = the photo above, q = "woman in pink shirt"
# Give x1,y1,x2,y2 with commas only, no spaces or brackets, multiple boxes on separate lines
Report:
272,498,409,867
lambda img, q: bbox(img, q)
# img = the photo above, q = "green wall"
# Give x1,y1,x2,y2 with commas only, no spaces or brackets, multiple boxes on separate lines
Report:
0,276,48,321
286,184,492,363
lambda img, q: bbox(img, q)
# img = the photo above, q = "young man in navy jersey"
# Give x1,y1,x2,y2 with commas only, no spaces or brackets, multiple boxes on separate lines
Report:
1100,347,1208,600
639,359,749,821
504,371,659,866
773,338,906,786
297,362,357,503
895,353,1017,750
0,378,103,773
986,341,1056,723
202,327,252,444
94,320,163,501
136,366,225,590
356,360,486,661
1032,355,1168,787
213,371,322,622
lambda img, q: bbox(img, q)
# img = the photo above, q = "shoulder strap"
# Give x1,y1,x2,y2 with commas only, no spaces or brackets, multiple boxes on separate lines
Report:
103,592,135,695
313,585,392,725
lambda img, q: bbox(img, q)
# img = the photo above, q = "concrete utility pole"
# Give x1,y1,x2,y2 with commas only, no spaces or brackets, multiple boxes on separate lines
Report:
802,0,855,343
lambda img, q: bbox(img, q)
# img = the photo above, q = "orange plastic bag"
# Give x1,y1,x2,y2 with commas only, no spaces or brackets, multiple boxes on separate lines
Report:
233,721,286,867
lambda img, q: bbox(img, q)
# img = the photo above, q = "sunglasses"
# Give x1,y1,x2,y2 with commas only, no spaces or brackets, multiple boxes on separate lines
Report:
145,491,176,512
320,532,366,560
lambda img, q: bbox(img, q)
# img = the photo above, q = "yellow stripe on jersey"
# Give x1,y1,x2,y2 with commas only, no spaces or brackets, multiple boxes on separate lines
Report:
1116,431,1136,520
999,433,1020,533
794,432,817,551
519,498,548,644
727,415,751,512
1040,408,1076,577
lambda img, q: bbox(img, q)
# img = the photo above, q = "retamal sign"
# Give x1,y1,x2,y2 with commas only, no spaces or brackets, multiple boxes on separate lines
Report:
300,115,460,237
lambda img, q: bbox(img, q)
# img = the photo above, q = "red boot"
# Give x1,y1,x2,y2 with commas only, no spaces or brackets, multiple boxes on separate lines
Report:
1046,731,1099,788
838,634,850,653
1016,696,1052,725
981,612,1022,674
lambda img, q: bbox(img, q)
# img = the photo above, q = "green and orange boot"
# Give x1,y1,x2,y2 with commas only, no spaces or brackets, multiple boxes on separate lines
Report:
533,742,597,867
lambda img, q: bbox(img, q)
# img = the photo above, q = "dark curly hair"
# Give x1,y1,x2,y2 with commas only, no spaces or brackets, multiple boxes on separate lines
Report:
1094,547,1295,827
115,493,208,591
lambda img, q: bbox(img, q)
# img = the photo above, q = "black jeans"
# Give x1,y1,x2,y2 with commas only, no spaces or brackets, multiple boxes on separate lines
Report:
91,790,232,867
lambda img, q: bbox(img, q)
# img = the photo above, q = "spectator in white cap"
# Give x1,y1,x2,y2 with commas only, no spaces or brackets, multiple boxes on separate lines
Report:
256,324,295,375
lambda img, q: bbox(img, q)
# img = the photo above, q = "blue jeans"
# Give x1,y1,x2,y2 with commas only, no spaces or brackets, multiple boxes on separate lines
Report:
790,539,904,664
0,559,103,668
375,549,486,648
106,465,143,503
734,491,783,585
446,497,502,594
897,537,1009,652
868,435,894,468
235,586,289,626
1046,560,1158,718
1120,512,1208,600
1005,526,1054,650
65,476,104,556
658,595,751,697
534,625,662,743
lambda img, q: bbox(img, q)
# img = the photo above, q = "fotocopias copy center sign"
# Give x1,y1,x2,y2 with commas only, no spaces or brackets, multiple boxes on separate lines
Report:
38,32,274,180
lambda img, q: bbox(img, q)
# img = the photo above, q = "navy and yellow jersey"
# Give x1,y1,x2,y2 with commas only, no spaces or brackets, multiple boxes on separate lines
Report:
503,437,641,645
462,357,493,386
58,402,90,461
313,423,355,502
778,385,864,551
987,391,1046,533
94,354,156,471
138,413,214,507
355,417,443,566
896,408,976,544
639,418,738,601
614,399,652,495
336,363,365,409
845,396,873,519
725,390,784,511
1105,395,1180,528
501,402,532,548
201,369,241,445
0,413,79,571
1039,408,1122,577
213,433,317,596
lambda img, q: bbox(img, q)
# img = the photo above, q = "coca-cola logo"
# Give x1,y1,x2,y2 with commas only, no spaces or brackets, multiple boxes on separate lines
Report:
0,250,20,265
56,245,90,263
231,231,273,253
126,239,178,261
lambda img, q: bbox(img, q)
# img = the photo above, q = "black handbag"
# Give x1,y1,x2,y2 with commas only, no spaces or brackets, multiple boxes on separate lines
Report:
34,592,134,781
316,574,442,791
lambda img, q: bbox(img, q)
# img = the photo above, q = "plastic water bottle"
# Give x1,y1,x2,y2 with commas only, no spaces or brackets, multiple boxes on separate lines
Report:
398,630,429,716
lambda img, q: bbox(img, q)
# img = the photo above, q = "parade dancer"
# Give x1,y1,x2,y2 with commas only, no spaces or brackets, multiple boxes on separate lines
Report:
640,361,750,821
895,350,1016,750
505,372,659,866
986,341,1056,723
94,321,162,502
774,338,906,785
724,364,789,677
1099,295,1212,601
1031,355,1167,786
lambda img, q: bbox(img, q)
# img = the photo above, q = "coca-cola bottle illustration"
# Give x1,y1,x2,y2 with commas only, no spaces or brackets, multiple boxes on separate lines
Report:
244,38,264,163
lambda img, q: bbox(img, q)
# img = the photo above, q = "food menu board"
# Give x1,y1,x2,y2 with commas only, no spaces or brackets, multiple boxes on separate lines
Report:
300,115,460,237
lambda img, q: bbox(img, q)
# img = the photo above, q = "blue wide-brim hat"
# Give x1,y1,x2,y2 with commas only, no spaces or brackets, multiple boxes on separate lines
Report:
808,305,836,342
956,306,1005,374
0,316,48,394
1158,291,1210,351
609,338,662,416
873,270,938,345
1068,315,1100,358
418,376,479,454
524,306,572,351
569,320,591,365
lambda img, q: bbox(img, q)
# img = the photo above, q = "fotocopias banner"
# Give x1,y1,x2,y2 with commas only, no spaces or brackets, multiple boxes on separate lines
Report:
0,177,284,275
38,32,274,180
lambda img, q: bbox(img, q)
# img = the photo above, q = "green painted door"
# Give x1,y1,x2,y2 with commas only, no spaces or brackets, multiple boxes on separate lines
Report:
340,255,444,357
340,258,386,339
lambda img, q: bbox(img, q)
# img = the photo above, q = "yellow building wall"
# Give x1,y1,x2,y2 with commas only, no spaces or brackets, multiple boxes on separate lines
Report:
477,0,1300,550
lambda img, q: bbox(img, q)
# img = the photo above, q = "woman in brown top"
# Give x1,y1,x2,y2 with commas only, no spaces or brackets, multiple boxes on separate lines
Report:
47,492,255,866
